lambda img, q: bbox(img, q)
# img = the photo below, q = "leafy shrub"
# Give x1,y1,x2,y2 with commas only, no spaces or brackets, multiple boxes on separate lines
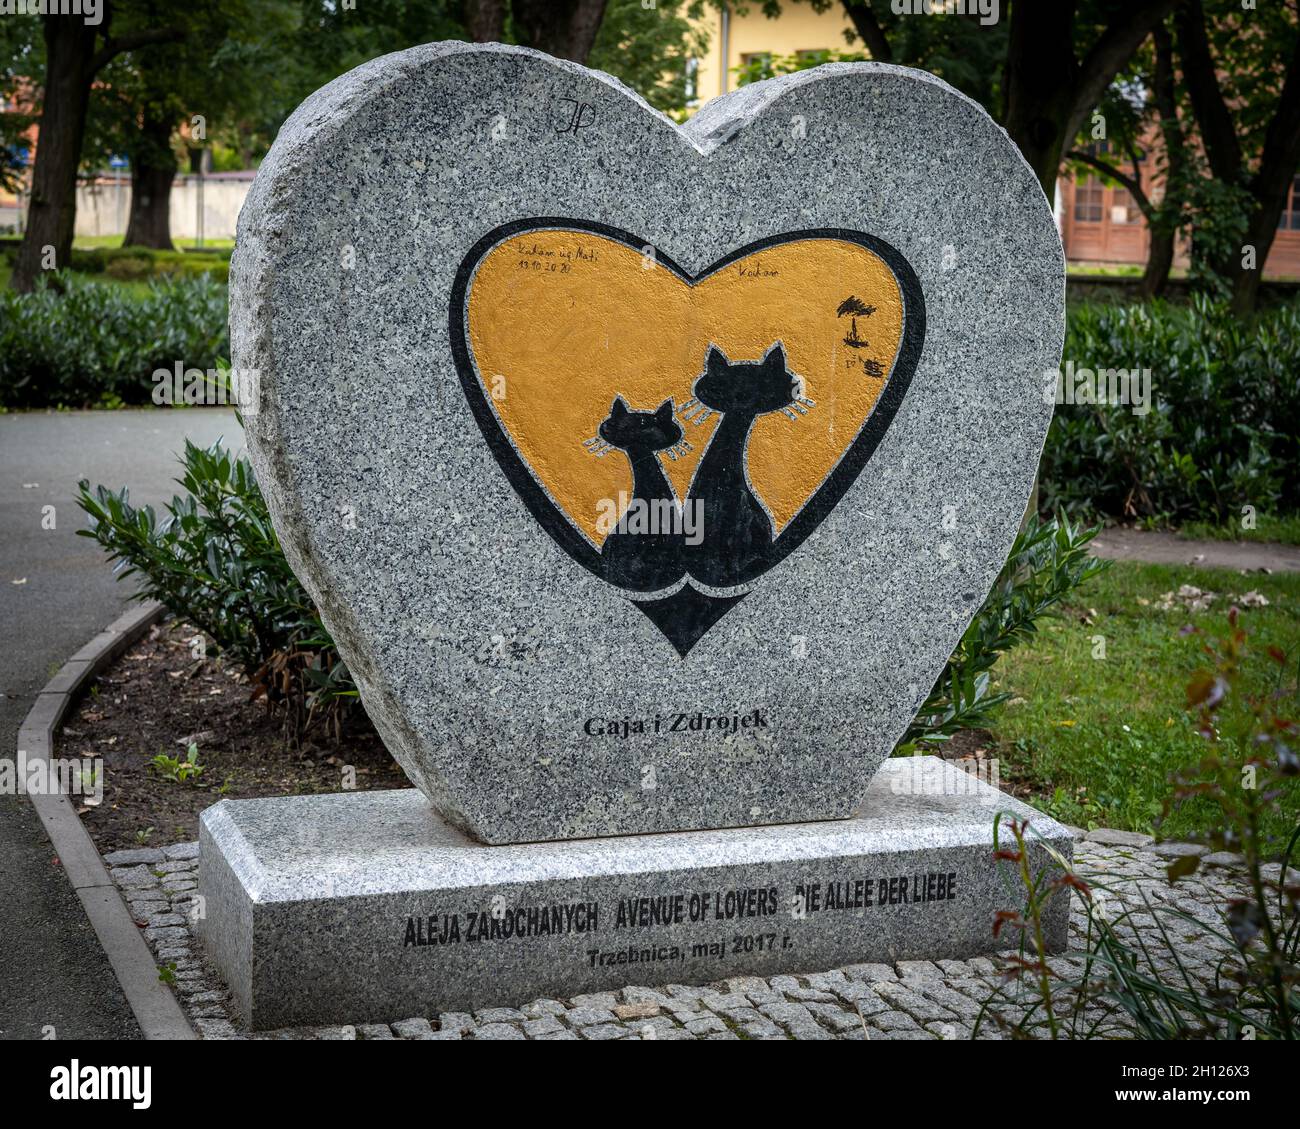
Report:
104,254,153,281
162,255,230,283
906,514,1108,745
1041,297,1300,526
0,271,228,408
99,246,231,282
76,440,354,737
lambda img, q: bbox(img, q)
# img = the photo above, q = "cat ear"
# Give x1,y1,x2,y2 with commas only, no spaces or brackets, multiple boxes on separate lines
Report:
764,343,788,370
610,396,629,416
655,399,674,422
705,345,729,374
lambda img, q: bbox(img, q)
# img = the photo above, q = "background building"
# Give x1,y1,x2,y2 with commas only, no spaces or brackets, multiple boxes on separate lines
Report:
691,2,855,103
691,4,1300,280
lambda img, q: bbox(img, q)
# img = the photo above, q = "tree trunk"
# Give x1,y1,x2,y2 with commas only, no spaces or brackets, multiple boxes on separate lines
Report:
1229,52,1300,315
1001,1,1078,199
11,17,97,292
1230,173,1294,317
1139,230,1175,299
1176,0,1300,315
840,1,892,63
123,107,177,250
1139,25,1183,300
1173,0,1241,182
1002,0,1177,202
511,0,609,63
463,0,506,43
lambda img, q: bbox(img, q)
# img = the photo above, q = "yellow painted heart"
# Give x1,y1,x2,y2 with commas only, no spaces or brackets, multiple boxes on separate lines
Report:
451,220,924,654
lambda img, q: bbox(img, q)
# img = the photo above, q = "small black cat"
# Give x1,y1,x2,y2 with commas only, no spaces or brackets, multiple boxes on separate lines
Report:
597,396,685,590
686,343,798,588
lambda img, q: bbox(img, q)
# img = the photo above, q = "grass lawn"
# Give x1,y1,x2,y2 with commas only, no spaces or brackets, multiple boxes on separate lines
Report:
1065,262,1182,278
1178,514,1300,547
988,559,1299,844
73,234,235,251
0,258,156,299
0,256,215,299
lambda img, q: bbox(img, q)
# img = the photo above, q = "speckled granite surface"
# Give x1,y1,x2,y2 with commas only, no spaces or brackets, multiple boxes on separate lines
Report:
231,44,1063,843
197,758,1071,1029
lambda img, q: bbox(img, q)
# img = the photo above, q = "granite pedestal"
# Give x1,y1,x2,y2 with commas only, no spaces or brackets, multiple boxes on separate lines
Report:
198,758,1071,1030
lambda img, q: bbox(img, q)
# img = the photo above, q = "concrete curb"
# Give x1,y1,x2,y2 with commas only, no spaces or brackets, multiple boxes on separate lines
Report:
17,599,196,1041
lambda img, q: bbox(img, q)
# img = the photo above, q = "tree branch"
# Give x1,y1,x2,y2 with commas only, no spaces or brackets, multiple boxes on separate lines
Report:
92,27,186,74
840,0,892,63
1065,149,1153,218
1123,138,1144,198
1064,0,1177,148
1173,0,1241,181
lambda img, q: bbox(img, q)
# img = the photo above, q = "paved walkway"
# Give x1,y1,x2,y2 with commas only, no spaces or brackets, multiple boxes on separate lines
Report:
110,831,1272,1040
1091,527,1300,573
0,409,241,1040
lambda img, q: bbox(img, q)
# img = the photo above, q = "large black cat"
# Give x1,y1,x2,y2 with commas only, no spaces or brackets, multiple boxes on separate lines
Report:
597,396,685,590
686,343,798,588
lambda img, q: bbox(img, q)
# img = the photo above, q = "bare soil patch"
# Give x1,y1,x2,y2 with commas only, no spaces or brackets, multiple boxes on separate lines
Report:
62,618,410,852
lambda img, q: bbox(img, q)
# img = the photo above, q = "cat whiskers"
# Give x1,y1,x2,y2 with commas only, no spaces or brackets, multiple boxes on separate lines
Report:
582,436,613,457
780,394,817,422
663,438,694,461
676,398,714,426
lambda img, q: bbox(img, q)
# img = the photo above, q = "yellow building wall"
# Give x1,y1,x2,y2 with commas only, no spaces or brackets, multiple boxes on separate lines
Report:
692,4,860,108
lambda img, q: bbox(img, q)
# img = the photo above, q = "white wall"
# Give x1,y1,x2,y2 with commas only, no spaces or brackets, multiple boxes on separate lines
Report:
74,175,251,241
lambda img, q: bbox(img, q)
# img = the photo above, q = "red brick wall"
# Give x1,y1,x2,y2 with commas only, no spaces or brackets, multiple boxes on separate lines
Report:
1060,164,1300,281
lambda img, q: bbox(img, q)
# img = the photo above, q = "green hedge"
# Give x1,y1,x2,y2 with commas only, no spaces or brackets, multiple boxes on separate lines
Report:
5,269,1299,535
1042,297,1300,525
0,271,229,408
0,238,230,282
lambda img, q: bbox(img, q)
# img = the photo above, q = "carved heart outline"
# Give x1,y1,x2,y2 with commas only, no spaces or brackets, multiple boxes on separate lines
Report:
449,218,926,656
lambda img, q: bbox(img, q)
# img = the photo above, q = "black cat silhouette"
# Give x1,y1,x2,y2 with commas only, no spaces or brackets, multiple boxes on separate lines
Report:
686,343,798,588
598,396,685,590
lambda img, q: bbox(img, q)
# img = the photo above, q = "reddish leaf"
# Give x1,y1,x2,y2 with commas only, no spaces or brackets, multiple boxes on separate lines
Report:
1166,854,1201,883
1186,670,1217,707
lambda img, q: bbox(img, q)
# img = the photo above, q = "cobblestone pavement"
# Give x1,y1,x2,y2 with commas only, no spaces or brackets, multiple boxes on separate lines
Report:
107,830,1284,1041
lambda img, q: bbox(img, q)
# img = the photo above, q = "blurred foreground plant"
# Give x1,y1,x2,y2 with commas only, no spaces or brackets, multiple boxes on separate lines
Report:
978,610,1298,1039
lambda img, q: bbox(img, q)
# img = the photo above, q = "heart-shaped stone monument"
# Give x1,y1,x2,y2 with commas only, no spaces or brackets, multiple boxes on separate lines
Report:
232,44,1062,845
